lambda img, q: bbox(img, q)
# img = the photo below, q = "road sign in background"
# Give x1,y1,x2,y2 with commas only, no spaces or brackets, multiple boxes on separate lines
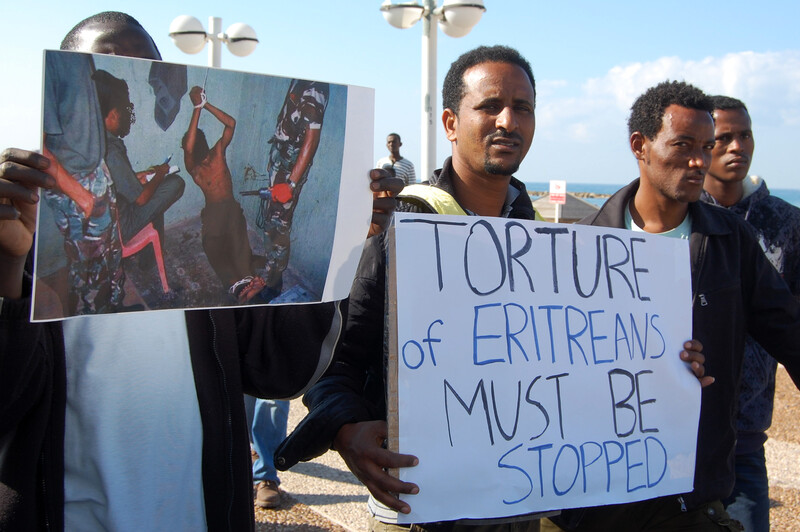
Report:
549,180,566,204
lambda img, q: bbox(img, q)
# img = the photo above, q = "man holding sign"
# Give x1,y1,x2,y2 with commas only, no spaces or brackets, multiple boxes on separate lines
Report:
552,82,800,530
277,47,709,530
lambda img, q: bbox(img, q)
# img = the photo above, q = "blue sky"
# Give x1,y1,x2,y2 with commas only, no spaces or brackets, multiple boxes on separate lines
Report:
2,1,798,188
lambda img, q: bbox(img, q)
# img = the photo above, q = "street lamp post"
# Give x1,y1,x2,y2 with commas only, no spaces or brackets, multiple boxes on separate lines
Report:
168,15,259,68
380,0,485,181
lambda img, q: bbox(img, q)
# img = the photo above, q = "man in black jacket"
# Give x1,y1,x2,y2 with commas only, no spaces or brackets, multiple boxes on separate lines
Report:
276,47,709,531
553,81,800,531
0,11,403,531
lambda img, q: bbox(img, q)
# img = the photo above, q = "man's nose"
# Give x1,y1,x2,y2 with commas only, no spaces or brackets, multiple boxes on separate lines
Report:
689,150,708,169
496,106,517,132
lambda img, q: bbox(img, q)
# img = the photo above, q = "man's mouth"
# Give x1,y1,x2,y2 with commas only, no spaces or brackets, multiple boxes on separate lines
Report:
685,172,705,184
726,157,749,168
489,132,522,149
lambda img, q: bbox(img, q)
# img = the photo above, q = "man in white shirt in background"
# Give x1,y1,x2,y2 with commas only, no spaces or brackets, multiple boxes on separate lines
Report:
376,132,416,185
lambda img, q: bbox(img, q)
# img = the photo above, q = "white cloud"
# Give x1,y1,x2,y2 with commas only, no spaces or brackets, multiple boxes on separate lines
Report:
527,51,800,187
538,50,800,143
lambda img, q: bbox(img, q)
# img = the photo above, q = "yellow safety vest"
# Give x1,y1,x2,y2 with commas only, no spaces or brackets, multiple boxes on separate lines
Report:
397,184,467,215
398,184,544,220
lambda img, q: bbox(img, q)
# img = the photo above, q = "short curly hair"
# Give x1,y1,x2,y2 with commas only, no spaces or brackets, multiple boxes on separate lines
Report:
60,11,160,57
710,95,748,113
442,45,535,115
92,69,131,119
628,80,713,139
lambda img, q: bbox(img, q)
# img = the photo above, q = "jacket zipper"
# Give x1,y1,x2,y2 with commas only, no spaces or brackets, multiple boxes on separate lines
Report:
691,235,709,306
208,312,236,530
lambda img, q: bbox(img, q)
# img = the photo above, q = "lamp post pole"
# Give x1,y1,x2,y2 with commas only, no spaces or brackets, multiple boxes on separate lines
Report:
208,16,222,67
420,0,437,182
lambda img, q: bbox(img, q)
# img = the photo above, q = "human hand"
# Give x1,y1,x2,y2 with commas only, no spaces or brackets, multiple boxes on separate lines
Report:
334,420,419,514
680,339,714,388
189,86,206,108
368,168,404,238
154,163,170,179
0,148,54,258
271,182,293,204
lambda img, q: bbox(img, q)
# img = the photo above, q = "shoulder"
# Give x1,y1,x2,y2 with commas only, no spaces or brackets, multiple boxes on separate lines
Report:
693,200,755,234
105,134,126,152
761,195,800,220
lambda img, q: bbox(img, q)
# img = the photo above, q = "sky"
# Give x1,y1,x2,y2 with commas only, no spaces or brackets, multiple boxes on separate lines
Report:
2,1,799,188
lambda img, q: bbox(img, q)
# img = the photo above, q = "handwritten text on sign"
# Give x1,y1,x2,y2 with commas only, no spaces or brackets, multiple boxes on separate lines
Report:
388,213,700,524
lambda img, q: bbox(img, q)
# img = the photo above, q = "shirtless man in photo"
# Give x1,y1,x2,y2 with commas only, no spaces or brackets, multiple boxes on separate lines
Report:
183,85,265,303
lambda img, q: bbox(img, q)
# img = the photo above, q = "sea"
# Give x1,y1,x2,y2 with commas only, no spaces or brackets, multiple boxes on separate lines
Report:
523,181,800,209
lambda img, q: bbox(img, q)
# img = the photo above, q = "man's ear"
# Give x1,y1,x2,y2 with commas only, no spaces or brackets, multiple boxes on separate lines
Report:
104,108,120,132
443,108,457,142
630,131,647,161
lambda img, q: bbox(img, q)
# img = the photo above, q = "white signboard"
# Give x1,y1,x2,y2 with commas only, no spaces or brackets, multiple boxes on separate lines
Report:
549,180,566,204
387,213,700,524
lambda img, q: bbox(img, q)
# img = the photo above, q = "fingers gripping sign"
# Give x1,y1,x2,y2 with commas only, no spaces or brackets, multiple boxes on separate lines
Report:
334,421,419,514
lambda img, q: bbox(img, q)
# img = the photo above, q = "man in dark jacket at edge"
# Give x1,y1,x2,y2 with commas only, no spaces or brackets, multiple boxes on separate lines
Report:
275,47,709,531
701,95,800,532
546,82,800,531
0,12,403,531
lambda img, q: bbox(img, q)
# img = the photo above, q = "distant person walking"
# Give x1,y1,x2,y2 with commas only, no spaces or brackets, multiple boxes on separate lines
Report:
376,132,416,185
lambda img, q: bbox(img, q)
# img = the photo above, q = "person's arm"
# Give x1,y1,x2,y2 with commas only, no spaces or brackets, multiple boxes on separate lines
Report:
741,224,800,389
0,148,54,298
289,126,320,187
132,163,170,206
270,126,320,204
0,152,62,485
183,87,205,174
41,142,94,218
201,98,235,151
273,234,421,514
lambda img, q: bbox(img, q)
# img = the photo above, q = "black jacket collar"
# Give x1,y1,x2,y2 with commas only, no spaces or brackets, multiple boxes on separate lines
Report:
426,156,537,220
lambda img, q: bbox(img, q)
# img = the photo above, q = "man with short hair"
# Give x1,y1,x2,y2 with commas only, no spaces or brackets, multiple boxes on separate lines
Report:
553,81,800,531
276,49,709,531
701,95,800,532
92,69,185,249
0,11,403,531
376,133,416,185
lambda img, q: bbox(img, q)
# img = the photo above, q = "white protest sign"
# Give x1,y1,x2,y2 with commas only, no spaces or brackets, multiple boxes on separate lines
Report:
386,212,700,524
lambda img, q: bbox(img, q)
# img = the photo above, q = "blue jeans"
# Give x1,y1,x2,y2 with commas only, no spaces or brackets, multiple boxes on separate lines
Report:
244,396,289,484
723,445,769,532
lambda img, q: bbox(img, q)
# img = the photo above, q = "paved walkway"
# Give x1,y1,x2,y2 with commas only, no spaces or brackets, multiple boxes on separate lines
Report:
262,367,800,531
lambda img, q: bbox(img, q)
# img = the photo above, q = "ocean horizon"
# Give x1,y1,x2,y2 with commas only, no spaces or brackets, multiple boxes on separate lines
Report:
524,181,800,209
